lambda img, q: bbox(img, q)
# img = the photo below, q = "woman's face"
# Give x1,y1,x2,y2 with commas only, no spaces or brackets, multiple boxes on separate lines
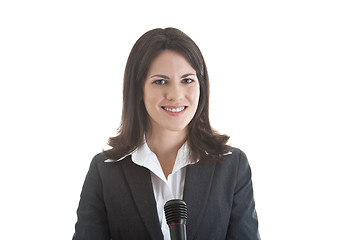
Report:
143,50,200,134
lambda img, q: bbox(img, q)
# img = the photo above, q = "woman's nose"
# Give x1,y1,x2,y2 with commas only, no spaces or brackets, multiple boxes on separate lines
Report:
165,83,183,101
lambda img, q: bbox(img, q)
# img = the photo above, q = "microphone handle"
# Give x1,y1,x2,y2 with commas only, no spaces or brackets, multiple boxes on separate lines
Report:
169,222,187,240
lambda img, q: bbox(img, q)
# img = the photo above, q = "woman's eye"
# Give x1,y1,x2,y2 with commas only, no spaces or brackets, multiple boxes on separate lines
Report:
153,79,167,85
182,78,194,84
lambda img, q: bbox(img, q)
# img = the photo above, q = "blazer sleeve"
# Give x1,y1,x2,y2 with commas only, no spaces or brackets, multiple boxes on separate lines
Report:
73,154,111,240
226,149,261,240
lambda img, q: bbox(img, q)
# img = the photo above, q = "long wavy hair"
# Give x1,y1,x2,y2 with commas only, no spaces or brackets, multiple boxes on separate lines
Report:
103,27,231,161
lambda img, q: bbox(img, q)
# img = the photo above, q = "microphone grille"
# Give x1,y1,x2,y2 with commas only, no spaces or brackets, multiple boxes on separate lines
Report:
164,199,187,225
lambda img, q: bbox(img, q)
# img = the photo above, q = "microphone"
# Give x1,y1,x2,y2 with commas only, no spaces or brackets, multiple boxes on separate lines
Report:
164,199,187,240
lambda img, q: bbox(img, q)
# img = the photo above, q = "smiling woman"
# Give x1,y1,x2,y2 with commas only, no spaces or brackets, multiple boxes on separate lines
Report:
73,28,260,240
144,50,200,139
143,50,201,178
104,28,231,164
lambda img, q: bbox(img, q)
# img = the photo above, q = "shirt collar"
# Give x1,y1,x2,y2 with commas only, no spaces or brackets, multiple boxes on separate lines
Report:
104,139,197,181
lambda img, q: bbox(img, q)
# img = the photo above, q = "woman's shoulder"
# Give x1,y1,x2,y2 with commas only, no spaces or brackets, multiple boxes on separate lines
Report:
88,152,109,168
86,152,137,184
219,147,252,175
225,147,249,164
88,152,130,173
93,152,108,162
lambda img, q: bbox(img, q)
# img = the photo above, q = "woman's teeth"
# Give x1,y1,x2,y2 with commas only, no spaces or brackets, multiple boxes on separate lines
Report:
163,107,186,113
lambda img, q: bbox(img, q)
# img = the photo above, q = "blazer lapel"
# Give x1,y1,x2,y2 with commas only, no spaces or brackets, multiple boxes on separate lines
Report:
183,160,216,240
121,157,163,240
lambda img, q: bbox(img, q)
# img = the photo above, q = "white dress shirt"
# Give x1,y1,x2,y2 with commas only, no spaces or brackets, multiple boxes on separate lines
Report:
106,140,196,240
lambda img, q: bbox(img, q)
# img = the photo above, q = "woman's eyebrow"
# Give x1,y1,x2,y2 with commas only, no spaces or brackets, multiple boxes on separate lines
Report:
181,73,196,78
150,73,196,78
150,74,169,79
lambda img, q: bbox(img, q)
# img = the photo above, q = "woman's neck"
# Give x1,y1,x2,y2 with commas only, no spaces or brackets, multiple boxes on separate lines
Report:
146,128,187,156
146,127,187,178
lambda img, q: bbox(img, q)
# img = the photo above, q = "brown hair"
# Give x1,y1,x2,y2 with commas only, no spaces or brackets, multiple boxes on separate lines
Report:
103,27,231,161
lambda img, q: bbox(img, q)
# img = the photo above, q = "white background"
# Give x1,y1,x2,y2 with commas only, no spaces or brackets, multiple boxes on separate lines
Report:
1,0,359,239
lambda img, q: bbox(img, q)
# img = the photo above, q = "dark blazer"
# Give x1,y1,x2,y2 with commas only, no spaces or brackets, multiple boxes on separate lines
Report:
73,148,260,240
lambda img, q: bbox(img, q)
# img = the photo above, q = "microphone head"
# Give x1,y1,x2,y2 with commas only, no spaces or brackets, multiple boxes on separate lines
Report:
164,199,187,225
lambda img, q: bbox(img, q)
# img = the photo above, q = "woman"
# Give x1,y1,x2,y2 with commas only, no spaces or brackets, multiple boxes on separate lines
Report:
73,27,260,240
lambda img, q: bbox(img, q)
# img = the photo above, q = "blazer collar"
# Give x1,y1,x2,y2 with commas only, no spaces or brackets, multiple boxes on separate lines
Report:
183,160,216,240
121,156,164,240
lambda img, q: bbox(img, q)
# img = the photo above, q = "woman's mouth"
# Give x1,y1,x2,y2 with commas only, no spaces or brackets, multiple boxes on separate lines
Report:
161,106,187,113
